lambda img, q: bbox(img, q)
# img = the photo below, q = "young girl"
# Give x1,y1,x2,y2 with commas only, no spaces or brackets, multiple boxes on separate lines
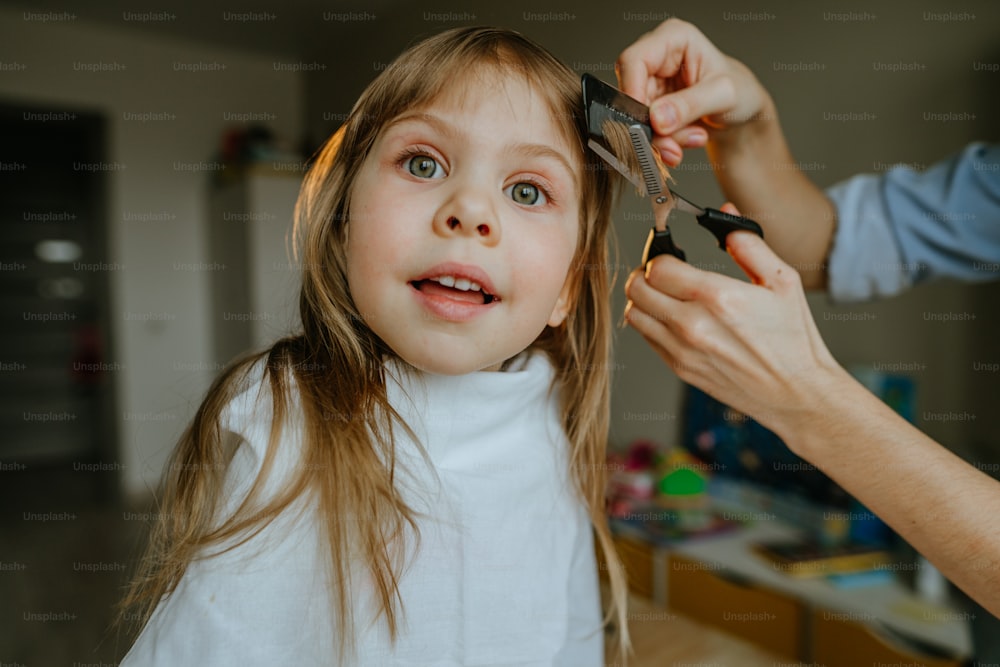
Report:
121,26,629,666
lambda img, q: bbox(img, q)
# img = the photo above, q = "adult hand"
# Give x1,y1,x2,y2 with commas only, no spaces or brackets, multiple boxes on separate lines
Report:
616,18,773,167
623,204,851,440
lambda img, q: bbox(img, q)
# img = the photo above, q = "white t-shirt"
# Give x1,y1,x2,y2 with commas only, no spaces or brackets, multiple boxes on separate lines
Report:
122,351,603,666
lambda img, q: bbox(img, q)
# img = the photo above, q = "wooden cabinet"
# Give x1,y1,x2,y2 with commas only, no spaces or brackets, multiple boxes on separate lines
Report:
668,554,803,660
614,535,659,601
811,609,963,667
606,532,970,665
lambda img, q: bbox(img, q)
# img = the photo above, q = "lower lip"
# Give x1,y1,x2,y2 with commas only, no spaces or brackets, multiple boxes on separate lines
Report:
410,284,497,323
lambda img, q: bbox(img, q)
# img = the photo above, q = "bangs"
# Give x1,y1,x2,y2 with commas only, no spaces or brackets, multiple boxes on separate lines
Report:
349,27,587,163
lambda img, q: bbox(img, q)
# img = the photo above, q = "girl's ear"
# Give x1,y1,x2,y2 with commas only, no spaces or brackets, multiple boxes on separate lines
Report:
547,273,576,327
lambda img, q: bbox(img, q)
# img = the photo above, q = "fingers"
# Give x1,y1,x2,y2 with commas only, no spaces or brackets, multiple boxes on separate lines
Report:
651,136,683,166
672,126,708,149
618,18,772,175
623,301,680,368
626,263,678,313
648,74,738,135
623,271,689,373
714,202,795,289
638,253,738,303
652,129,709,167
617,19,703,102
617,19,735,134
624,270,729,384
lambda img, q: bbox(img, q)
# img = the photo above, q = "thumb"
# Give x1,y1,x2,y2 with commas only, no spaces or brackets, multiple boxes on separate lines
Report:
718,202,792,288
727,232,792,289
649,76,737,134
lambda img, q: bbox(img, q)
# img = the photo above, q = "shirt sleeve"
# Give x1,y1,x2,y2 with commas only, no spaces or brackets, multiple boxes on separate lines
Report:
825,142,1000,303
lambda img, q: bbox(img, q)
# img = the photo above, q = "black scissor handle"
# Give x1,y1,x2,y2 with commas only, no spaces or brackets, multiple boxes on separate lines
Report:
642,227,686,267
696,208,764,250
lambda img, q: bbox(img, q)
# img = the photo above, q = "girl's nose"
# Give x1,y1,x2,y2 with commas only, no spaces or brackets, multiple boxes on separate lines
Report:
445,216,492,238
434,184,501,246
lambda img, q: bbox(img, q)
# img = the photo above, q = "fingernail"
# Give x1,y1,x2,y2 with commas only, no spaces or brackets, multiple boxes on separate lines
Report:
652,101,677,131
684,131,708,148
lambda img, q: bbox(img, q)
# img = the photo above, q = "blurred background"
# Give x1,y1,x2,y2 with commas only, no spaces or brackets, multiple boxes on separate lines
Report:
0,0,997,664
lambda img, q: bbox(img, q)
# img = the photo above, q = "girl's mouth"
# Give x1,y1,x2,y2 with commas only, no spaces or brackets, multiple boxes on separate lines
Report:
410,276,497,305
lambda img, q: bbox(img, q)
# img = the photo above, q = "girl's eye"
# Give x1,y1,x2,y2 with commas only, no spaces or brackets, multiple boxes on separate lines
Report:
406,154,443,179
508,182,547,206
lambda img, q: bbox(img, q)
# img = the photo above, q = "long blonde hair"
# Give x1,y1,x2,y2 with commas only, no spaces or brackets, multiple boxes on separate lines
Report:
122,26,629,661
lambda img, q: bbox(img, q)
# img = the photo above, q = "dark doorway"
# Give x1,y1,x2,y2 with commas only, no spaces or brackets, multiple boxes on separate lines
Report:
0,101,118,490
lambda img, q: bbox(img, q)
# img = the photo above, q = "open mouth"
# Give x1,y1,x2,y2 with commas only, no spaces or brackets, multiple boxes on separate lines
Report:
410,275,498,305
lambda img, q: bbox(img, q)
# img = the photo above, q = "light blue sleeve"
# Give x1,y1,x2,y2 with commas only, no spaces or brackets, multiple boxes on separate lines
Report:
825,143,1000,303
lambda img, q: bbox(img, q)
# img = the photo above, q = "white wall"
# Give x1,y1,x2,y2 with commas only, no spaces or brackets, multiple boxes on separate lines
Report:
0,7,303,498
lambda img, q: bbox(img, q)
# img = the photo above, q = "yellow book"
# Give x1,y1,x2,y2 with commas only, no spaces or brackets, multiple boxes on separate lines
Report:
753,540,892,578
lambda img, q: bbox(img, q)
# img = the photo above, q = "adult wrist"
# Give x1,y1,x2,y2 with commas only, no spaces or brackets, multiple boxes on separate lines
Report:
772,364,865,463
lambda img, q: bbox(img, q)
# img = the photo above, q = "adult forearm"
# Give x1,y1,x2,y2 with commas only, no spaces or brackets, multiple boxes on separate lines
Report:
707,104,836,290
626,229,1000,612
779,373,1000,615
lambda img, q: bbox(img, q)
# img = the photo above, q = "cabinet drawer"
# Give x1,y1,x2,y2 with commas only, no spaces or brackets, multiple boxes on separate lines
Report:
611,535,657,600
811,610,962,667
667,554,803,659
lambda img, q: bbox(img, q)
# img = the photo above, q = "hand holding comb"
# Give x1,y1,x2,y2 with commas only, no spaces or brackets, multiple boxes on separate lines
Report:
581,73,763,267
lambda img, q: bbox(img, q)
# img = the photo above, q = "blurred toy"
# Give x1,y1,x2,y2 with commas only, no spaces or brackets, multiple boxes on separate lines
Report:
606,440,659,517
656,448,710,530
607,440,715,529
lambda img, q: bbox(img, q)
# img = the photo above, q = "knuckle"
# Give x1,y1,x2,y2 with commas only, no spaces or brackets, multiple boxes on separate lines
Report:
624,269,639,295
709,288,739,318
644,260,664,285
697,281,723,306
676,314,709,346
625,271,649,302
713,74,737,105
644,256,676,286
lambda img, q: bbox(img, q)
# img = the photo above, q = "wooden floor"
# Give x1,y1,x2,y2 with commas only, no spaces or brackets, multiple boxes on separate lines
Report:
604,588,789,667
0,465,147,665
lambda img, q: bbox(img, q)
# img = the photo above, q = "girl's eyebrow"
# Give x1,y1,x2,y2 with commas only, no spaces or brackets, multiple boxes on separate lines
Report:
385,111,459,140
502,142,578,190
385,111,579,189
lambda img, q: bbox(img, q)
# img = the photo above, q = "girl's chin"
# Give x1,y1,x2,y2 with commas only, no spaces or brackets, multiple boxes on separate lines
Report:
391,349,511,376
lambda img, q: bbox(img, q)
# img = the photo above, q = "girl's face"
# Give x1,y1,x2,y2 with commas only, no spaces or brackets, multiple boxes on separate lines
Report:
347,73,582,375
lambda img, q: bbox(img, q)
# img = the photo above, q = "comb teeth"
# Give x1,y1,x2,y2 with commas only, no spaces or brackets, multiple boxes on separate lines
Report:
628,126,664,197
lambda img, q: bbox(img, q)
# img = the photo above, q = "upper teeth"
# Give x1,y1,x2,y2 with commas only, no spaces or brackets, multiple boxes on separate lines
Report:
431,276,482,292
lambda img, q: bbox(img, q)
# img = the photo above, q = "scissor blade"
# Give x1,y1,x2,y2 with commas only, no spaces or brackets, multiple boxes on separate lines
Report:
586,138,645,191
668,189,705,216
